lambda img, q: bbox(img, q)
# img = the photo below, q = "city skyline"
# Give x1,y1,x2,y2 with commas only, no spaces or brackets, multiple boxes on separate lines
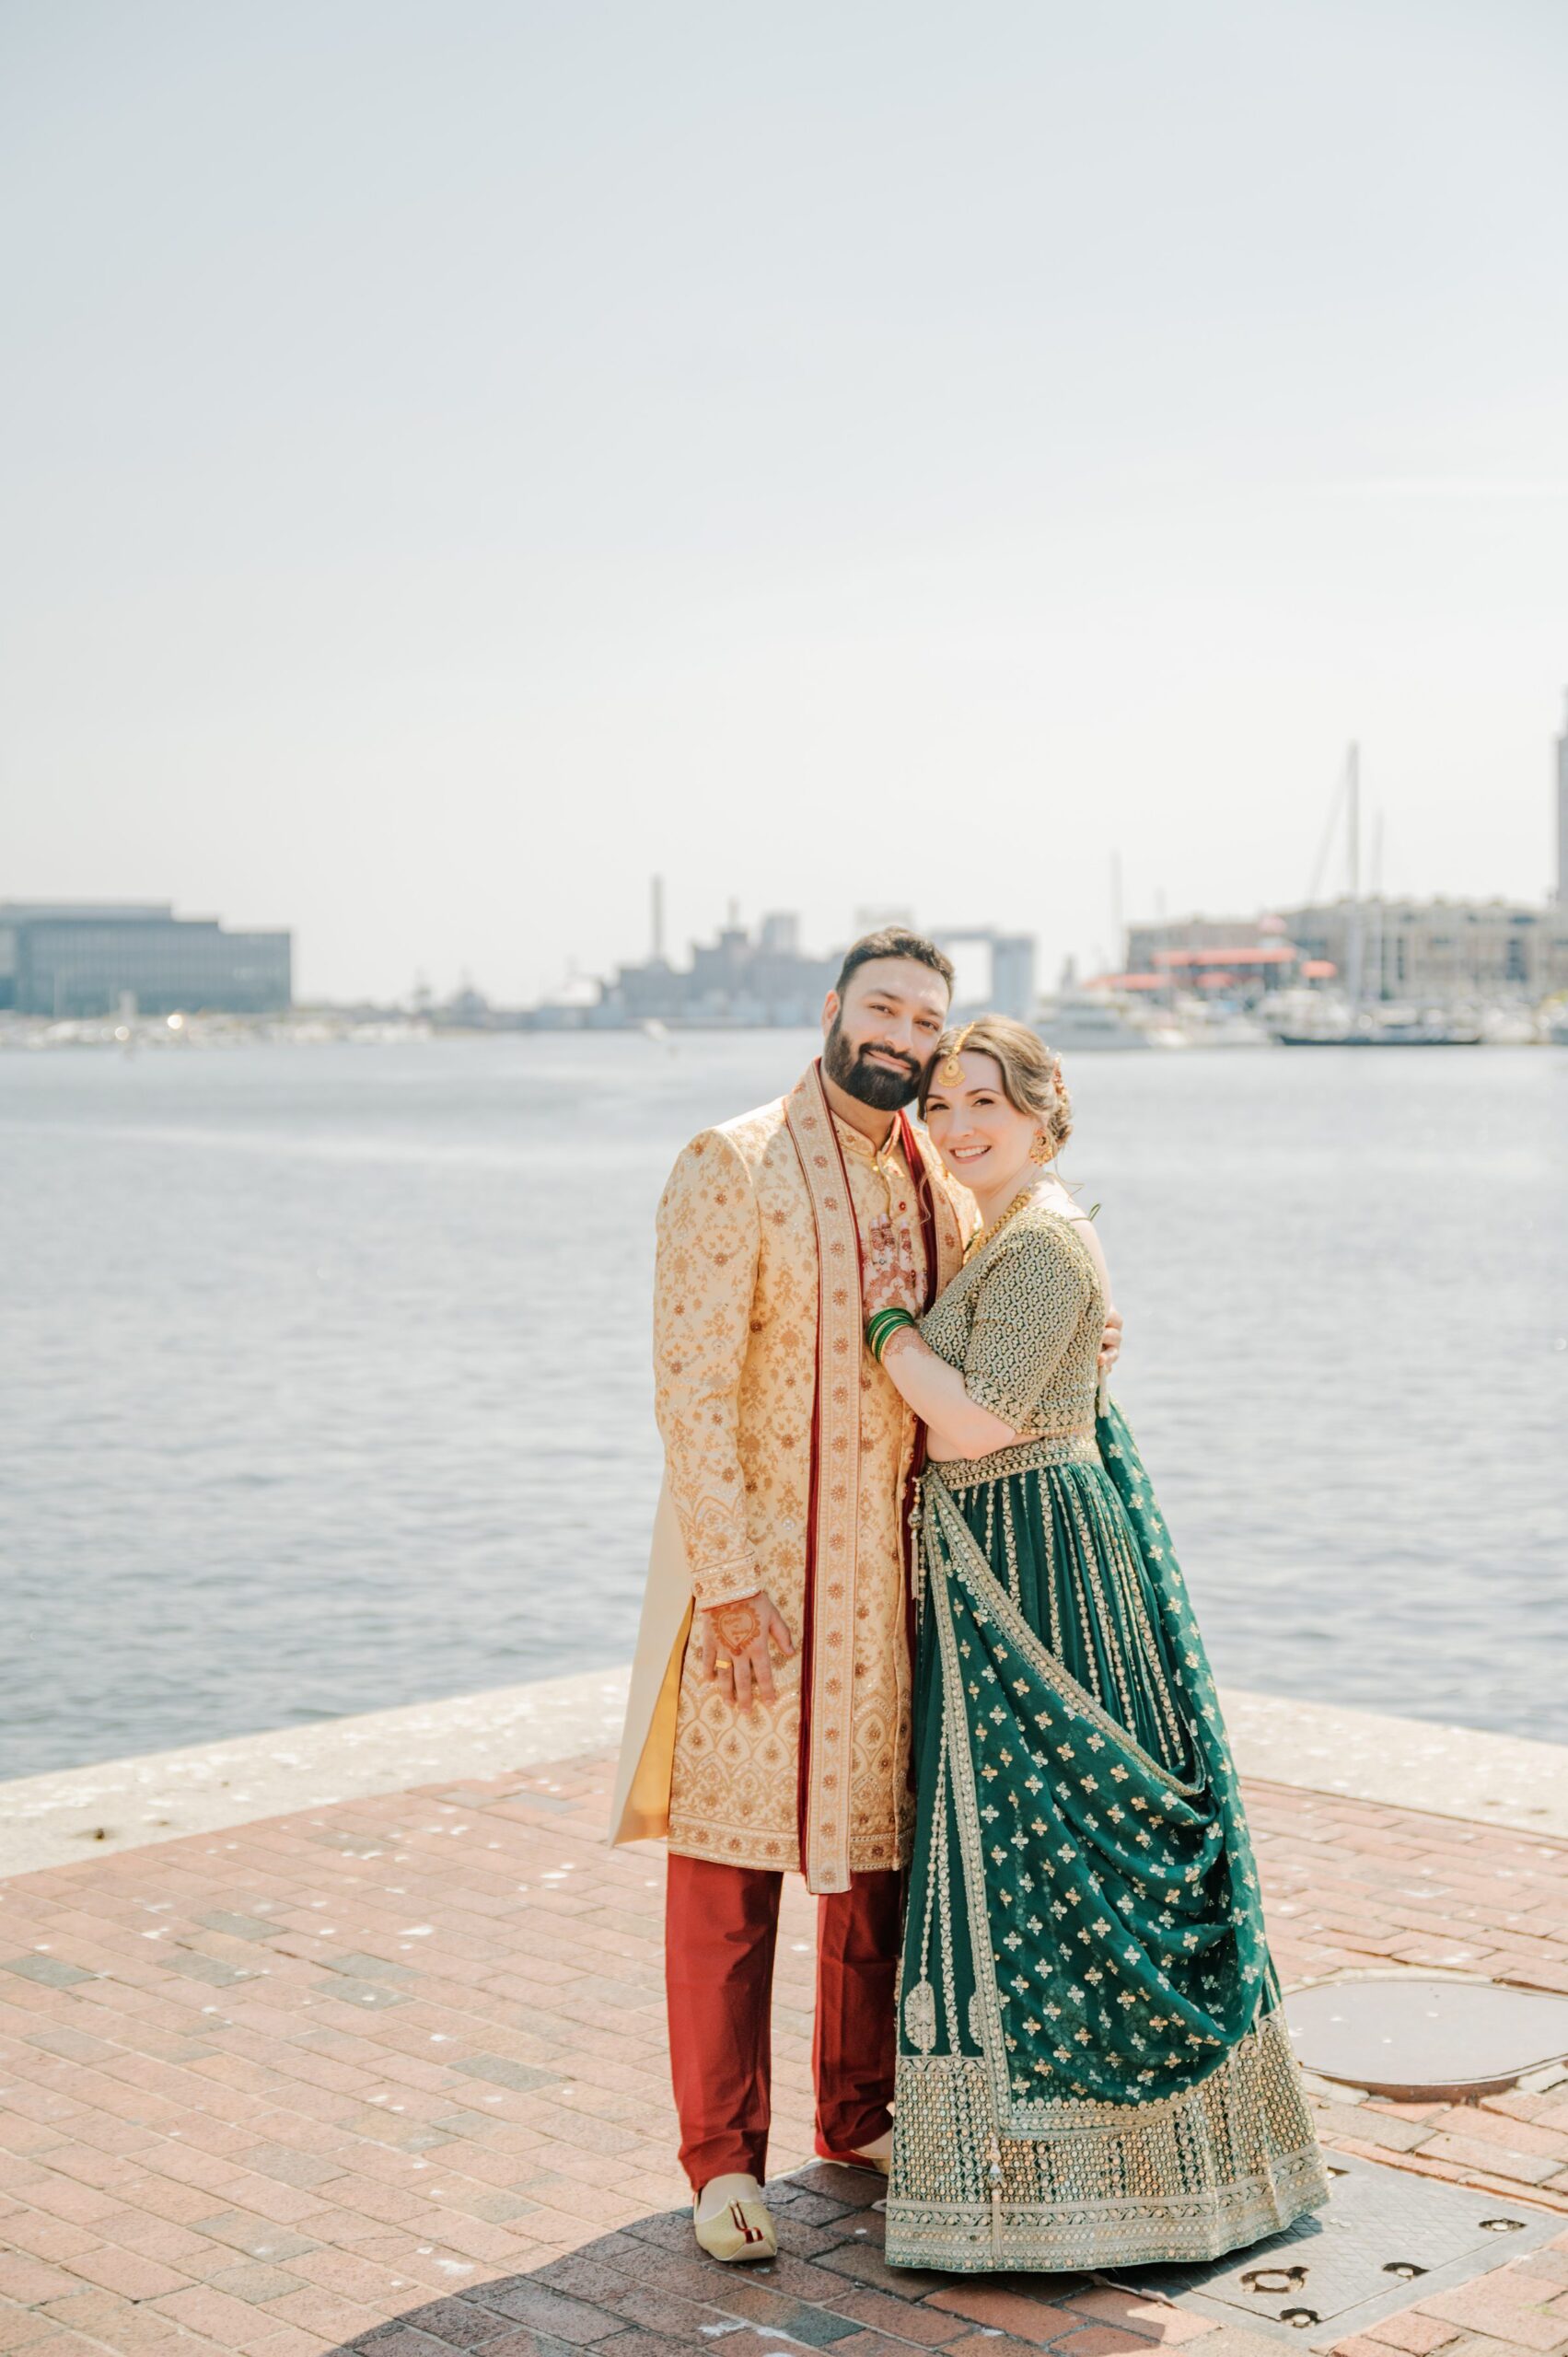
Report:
540,762,1568,1014
6,697,1562,1016
5,3,1568,1004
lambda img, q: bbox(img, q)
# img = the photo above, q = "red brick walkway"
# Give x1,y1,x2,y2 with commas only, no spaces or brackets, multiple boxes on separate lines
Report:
2,1755,1566,2357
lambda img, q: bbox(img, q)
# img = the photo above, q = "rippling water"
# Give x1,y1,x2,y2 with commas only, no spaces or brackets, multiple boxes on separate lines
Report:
3,1032,1564,1779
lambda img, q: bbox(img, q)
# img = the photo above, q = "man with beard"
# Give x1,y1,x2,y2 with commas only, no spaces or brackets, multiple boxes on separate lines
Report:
610,930,1119,2260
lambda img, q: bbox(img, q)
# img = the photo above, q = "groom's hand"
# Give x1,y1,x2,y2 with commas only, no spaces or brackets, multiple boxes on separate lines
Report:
1098,1306,1123,1374
700,1591,795,1711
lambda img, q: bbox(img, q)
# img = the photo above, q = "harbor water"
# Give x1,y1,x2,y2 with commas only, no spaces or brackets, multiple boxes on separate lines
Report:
4,1031,1564,1781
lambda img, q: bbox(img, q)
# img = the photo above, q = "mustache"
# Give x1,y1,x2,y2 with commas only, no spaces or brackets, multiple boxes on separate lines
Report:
853,1042,922,1075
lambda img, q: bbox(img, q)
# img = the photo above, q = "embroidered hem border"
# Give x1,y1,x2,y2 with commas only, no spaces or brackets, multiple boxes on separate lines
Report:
782,1064,969,1896
884,2144,1329,2273
665,1817,907,1875
885,2011,1330,2274
784,1065,865,1897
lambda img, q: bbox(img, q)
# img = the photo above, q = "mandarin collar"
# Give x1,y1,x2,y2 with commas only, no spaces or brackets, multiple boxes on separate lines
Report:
831,1109,905,1167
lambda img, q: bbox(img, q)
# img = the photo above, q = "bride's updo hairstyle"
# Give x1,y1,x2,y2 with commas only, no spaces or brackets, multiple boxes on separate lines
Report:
919,1015,1074,1161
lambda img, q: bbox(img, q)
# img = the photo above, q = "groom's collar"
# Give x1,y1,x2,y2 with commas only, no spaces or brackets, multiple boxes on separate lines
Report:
810,1059,908,1164
830,1108,905,1165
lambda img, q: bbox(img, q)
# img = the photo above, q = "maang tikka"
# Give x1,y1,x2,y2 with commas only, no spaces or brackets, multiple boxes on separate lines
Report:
936,1022,978,1086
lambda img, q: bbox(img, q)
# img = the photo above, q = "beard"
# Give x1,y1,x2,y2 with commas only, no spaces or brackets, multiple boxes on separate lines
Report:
823,1016,925,1111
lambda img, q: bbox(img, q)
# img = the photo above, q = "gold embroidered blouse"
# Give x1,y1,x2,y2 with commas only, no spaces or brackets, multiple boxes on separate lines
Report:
919,1204,1104,1446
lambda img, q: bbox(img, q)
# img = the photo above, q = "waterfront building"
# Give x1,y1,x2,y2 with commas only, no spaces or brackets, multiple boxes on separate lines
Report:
585,910,839,1028
1127,897,1568,1008
1115,917,1300,1009
0,901,292,1017
556,908,1040,1028
1124,913,1274,968
1275,898,1568,1004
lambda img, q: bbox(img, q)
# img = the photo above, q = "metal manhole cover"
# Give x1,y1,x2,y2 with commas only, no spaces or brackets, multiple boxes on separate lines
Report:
1123,2150,1554,2349
1285,1976,1568,2099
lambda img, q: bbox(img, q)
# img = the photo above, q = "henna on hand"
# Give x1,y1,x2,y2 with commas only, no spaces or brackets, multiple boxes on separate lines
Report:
701,1588,793,1710
863,1214,921,1321
709,1597,763,1655
878,1324,923,1369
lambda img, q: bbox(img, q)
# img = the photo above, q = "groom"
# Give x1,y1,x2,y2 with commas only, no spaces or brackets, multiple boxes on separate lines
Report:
610,929,1119,2260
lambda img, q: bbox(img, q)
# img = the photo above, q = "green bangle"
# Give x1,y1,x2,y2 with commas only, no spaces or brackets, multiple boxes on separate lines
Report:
865,1306,918,1362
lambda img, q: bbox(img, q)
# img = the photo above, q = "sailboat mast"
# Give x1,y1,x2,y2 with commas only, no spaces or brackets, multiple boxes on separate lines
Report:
1345,742,1364,1013
1369,811,1385,1004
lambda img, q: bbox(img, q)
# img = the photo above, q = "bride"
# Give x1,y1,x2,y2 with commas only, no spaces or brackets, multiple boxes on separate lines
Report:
864,1016,1328,2273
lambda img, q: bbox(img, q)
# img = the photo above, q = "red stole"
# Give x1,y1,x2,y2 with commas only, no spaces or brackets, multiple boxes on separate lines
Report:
784,1061,966,1894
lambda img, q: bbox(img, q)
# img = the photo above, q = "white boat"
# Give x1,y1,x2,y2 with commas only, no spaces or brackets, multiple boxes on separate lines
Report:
1170,997,1272,1050
1034,990,1169,1051
1480,1004,1546,1046
1272,1001,1482,1048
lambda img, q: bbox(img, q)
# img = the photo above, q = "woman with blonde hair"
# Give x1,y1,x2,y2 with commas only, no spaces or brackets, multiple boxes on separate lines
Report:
865,1016,1327,2273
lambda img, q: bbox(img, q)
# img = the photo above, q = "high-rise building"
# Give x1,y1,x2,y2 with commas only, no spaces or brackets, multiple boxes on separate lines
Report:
0,902,292,1017
987,935,1037,1021
930,926,1037,1019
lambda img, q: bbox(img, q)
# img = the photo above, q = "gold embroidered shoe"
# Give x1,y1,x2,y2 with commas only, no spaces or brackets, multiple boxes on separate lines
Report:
814,2128,891,2177
692,2173,777,2262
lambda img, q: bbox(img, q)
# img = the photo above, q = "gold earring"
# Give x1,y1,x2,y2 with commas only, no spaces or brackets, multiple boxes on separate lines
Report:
1029,1133,1051,1166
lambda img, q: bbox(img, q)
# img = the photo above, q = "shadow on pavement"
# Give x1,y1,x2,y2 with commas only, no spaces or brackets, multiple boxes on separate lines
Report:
319,2159,1085,2354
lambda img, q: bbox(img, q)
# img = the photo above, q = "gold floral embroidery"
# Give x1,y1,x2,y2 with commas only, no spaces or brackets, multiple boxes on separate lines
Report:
659,1082,971,1879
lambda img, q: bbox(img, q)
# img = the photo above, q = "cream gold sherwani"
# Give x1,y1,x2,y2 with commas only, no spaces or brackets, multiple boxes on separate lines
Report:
611,1062,972,1895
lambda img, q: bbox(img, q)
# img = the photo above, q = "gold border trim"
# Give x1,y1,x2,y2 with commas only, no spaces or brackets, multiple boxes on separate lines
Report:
784,1063,865,1896
934,1430,1099,1488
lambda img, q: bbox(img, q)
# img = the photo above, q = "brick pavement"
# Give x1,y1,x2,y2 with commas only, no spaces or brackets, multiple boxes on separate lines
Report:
2,1753,1566,2357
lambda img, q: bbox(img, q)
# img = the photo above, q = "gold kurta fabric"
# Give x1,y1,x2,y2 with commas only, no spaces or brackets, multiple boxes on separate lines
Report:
653,1074,971,1882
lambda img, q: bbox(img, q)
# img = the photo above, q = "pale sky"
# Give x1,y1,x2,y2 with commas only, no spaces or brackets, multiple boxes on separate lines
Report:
3,0,1566,1004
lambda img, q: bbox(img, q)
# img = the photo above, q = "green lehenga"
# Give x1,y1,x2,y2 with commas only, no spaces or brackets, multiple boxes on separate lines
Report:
885,1209,1328,2273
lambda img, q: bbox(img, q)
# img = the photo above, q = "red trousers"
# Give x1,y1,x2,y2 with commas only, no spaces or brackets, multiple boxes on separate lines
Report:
665,1852,901,2190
